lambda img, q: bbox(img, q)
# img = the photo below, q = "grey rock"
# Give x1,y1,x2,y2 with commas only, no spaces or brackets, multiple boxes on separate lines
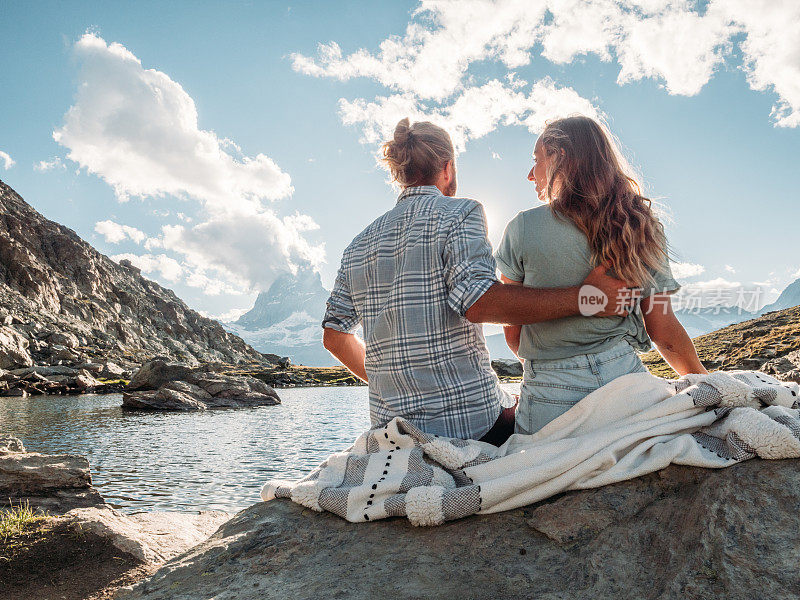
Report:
492,358,523,377
49,344,79,362
123,361,280,410
76,361,105,375
161,379,213,399
73,371,102,389
122,388,207,411
0,450,105,513
99,361,126,379
0,436,25,454
762,350,800,383
127,360,194,391
120,460,800,600
47,330,80,348
3,386,28,397
62,506,229,565
0,324,33,369
33,365,79,377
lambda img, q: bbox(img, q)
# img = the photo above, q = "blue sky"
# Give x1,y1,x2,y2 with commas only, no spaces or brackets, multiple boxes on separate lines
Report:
0,0,798,322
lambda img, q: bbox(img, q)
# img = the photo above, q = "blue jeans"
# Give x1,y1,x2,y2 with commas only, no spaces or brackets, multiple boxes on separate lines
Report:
516,341,649,435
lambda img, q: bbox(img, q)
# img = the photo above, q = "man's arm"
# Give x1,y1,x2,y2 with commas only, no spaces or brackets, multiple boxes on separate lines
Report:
322,328,368,383
466,264,638,324
641,294,708,376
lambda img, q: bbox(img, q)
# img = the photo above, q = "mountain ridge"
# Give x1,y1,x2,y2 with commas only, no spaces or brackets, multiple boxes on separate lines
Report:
0,178,267,370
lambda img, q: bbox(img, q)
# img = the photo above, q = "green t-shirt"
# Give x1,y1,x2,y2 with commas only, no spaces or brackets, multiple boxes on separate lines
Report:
494,205,680,361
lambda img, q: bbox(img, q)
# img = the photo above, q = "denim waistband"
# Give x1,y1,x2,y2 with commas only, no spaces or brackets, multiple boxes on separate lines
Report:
522,340,637,372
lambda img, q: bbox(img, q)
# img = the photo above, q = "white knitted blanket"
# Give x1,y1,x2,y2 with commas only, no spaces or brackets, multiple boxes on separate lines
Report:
261,370,800,526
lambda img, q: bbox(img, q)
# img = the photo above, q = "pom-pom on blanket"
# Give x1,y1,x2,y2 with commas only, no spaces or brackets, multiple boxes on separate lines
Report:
261,370,800,526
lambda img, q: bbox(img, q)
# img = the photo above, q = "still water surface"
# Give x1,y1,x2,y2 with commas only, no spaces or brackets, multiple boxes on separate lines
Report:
0,384,519,513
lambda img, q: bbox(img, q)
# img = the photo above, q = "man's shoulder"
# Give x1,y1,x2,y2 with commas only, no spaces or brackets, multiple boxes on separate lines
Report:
434,196,485,224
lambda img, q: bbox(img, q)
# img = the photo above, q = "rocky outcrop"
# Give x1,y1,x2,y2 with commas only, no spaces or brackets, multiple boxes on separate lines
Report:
122,359,280,410
0,437,105,513
0,325,33,369
491,358,523,378
63,506,229,565
0,436,228,600
120,458,800,600
0,364,115,397
0,178,269,375
761,349,800,383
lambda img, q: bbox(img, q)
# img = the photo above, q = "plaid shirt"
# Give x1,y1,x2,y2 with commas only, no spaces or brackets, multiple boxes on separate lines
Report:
323,185,514,440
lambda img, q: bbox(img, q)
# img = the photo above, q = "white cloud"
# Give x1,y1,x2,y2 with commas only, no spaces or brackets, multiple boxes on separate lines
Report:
339,78,599,152
56,33,324,295
724,264,736,274
156,209,325,292
294,1,800,131
34,157,66,171
670,261,705,279
94,220,146,244
725,0,800,128
55,33,293,208
112,253,183,282
792,268,800,279
0,151,14,170
680,277,741,292
491,151,501,160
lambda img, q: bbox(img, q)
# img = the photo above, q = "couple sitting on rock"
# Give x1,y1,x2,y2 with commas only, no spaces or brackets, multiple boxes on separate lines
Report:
322,115,707,447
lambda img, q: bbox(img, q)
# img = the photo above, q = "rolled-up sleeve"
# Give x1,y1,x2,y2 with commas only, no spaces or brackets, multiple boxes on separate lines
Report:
322,262,361,333
443,203,499,317
642,242,681,298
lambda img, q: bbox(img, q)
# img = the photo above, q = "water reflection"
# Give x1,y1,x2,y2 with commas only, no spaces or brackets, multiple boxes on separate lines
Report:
0,383,519,513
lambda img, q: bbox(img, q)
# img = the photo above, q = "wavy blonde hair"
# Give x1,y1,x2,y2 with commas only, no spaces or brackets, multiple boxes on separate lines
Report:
380,118,454,187
539,115,668,287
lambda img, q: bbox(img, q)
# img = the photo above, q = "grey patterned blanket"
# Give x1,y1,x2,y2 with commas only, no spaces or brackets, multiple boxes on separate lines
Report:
262,370,800,526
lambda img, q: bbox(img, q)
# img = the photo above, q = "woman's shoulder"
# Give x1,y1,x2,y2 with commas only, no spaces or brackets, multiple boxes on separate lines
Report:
516,204,576,231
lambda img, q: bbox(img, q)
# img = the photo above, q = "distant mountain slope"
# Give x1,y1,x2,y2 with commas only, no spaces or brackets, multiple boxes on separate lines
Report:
225,269,333,366
0,178,265,367
673,306,756,338
643,304,800,378
761,277,800,313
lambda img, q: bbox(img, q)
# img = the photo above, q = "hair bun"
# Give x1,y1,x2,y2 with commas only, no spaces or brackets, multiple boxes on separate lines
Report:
393,117,411,145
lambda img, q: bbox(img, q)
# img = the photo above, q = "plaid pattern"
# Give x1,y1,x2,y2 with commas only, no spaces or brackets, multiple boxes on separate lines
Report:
323,185,512,440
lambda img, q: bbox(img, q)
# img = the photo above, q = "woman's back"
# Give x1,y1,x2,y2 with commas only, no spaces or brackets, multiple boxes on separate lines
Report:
494,204,679,361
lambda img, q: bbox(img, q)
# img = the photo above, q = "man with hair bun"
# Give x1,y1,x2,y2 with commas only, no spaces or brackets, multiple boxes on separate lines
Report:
322,117,635,446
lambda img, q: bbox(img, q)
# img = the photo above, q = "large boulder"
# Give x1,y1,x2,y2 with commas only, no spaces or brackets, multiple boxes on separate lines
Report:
122,386,208,411
0,449,105,513
62,506,229,565
0,324,33,369
119,459,800,600
122,361,280,411
126,359,195,391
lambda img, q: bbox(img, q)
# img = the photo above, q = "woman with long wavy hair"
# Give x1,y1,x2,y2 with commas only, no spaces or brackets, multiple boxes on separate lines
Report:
495,115,707,435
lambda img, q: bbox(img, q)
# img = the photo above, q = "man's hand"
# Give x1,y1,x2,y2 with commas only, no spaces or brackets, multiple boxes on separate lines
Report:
580,264,640,317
